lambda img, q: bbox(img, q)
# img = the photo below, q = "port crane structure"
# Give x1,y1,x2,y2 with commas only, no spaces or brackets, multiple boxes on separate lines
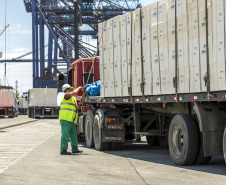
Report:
1,0,139,90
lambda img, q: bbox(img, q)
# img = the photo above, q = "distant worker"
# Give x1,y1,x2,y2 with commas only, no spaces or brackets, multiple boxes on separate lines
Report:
59,84,83,155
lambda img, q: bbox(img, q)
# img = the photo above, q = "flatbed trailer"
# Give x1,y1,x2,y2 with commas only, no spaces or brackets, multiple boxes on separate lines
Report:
68,0,226,166
67,57,226,166
83,91,226,104
76,91,226,166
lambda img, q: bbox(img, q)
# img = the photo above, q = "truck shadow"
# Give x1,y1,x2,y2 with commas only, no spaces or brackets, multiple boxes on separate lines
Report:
79,140,226,176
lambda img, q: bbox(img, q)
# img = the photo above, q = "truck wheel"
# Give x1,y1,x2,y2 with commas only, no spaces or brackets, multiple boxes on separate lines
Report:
93,109,110,151
192,116,212,165
76,125,85,142
110,143,123,150
223,126,226,164
168,114,199,166
85,110,95,148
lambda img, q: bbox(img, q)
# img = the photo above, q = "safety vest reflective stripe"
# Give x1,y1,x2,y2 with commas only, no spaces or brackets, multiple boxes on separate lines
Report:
60,108,77,113
60,102,76,107
59,96,78,123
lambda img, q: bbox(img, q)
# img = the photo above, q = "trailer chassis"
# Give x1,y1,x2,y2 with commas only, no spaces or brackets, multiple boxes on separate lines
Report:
28,106,60,119
76,91,226,165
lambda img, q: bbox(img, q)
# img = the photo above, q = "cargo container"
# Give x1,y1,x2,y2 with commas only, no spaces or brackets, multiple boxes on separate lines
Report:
18,97,28,115
28,88,60,118
67,0,226,166
0,91,17,118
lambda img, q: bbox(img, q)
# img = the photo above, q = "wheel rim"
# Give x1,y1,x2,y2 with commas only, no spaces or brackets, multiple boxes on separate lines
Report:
86,119,91,142
94,118,99,145
172,125,184,156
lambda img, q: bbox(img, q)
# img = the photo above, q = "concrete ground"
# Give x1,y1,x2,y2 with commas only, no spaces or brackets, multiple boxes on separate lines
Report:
0,116,226,185
0,115,37,129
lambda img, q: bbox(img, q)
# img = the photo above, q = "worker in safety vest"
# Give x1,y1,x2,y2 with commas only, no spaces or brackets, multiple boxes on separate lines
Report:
59,84,83,155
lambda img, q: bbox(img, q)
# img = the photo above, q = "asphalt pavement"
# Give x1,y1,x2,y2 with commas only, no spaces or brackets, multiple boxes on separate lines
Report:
0,117,225,185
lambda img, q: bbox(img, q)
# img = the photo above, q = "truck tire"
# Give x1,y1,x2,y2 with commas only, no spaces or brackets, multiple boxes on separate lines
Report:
85,110,95,148
76,125,85,142
223,126,226,164
192,116,212,165
93,109,110,151
168,114,199,166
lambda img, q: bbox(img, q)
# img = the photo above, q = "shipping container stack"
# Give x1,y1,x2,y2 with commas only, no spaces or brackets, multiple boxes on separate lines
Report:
126,12,133,96
121,14,129,96
0,91,15,107
212,0,225,91
98,22,105,97
29,88,58,106
98,0,226,97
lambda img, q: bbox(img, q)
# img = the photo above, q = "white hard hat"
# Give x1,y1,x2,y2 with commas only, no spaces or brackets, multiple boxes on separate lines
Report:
62,84,71,92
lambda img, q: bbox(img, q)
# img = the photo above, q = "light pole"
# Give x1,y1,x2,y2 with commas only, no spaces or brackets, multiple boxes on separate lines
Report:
15,80,18,99
74,0,79,60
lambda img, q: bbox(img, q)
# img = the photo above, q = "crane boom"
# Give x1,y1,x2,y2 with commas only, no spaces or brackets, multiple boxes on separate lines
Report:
0,24,9,37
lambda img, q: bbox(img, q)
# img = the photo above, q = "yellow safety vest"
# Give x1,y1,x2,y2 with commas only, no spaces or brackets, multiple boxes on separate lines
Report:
59,96,78,123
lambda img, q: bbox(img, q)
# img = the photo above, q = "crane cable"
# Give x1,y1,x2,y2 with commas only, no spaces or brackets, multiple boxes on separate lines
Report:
79,21,106,105
3,0,9,86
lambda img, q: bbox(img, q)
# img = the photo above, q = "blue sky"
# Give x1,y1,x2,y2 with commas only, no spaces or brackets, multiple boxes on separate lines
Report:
0,0,153,96
0,0,32,95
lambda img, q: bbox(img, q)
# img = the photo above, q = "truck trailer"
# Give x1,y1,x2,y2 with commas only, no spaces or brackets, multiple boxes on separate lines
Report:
28,88,60,119
18,97,28,115
68,0,226,166
0,91,17,118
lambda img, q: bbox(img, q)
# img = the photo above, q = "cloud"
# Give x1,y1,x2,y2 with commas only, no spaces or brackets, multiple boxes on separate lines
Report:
9,23,32,34
0,48,32,59
14,48,30,52
0,62,33,95
15,29,32,34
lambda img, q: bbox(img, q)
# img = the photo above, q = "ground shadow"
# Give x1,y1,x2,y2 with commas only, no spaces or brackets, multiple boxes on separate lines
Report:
78,140,226,176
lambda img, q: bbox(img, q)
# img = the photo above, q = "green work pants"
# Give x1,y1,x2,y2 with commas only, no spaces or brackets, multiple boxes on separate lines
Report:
60,120,79,153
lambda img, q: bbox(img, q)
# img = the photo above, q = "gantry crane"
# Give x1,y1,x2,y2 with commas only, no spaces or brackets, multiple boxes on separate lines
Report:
0,24,9,59
0,24,12,89
0,24,9,37
20,0,139,90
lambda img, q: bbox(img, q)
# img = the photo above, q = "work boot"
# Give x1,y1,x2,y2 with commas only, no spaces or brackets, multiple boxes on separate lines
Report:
60,150,71,155
72,150,83,154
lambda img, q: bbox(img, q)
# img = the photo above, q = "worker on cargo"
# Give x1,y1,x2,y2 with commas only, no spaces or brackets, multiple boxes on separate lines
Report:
59,84,83,155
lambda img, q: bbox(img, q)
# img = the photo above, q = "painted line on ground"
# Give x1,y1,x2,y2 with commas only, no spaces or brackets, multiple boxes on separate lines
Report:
0,131,57,174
